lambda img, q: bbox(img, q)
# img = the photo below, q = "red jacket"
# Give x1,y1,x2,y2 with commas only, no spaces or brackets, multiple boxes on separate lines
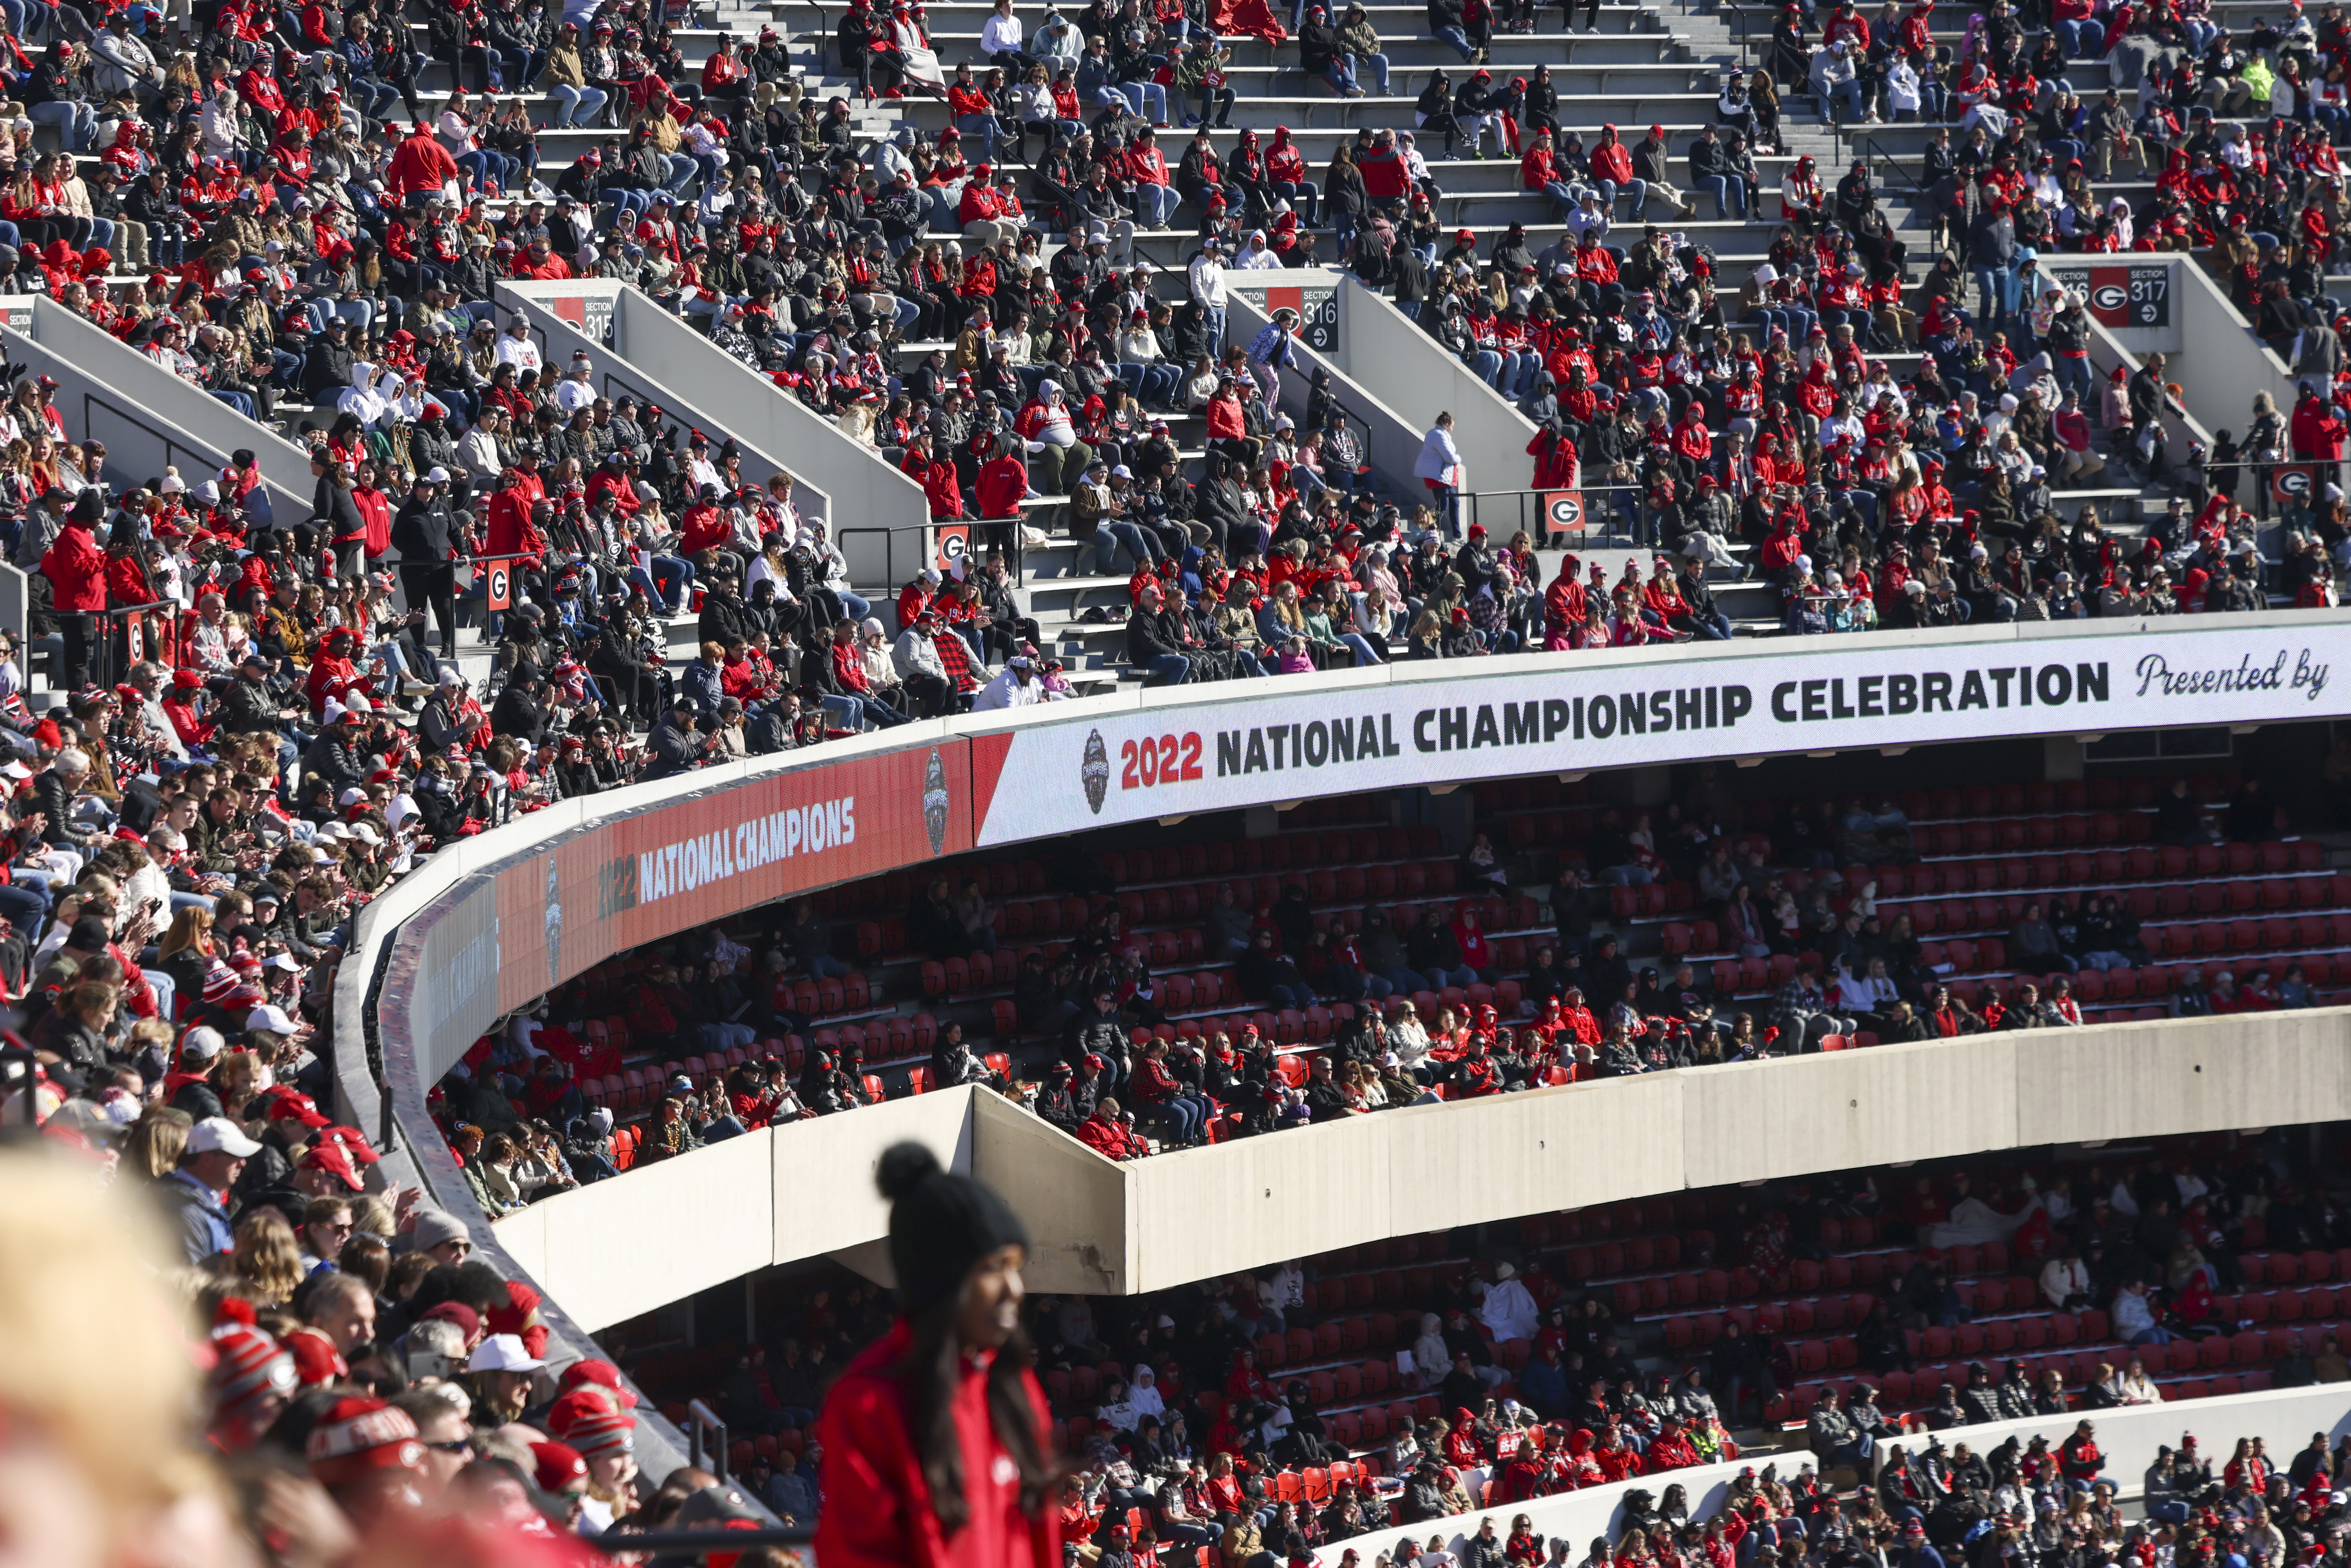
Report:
386,129,461,197
41,521,105,611
977,455,1029,519
484,482,546,566
815,1319,1061,1568
679,502,733,556
1077,1114,1145,1160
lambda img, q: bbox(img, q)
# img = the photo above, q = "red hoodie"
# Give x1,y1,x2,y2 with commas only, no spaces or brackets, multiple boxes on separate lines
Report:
815,1319,1061,1568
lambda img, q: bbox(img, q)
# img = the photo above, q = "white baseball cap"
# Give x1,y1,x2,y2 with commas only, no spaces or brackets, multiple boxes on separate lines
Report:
467,1333,547,1374
187,1116,262,1157
247,1004,298,1037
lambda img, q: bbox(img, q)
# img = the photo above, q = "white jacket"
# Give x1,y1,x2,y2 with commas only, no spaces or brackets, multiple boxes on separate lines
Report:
972,668,1044,709
1188,255,1228,306
1412,424,1464,486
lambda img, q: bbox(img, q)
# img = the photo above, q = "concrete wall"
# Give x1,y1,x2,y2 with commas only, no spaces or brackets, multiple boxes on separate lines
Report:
498,1120,779,1333
4,300,311,519
972,1089,1135,1295
2015,1007,2351,1146
486,1006,2351,1323
487,1087,1119,1331
1314,1382,2351,1566
603,288,929,588
2174,257,2301,467
1679,1036,2020,1192
1224,283,1428,500
767,1091,976,1291
1310,271,1536,497
1111,1010,2351,1294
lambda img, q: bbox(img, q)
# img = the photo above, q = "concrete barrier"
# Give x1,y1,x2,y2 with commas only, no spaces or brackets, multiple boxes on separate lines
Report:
1224,267,1536,500
493,280,836,534
466,1009,2351,1331
600,285,927,590
3,300,311,518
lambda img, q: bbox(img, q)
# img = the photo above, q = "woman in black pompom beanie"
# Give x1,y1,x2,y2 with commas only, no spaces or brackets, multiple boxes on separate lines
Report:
813,1142,1062,1568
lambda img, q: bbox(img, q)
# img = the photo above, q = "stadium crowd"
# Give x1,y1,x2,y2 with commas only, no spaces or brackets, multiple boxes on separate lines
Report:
672,1132,2351,1564
5,0,2351,1559
0,0,2340,702
456,762,2318,1173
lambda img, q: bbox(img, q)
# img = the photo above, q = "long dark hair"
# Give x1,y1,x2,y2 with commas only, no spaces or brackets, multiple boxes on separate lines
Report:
896,1290,1057,1532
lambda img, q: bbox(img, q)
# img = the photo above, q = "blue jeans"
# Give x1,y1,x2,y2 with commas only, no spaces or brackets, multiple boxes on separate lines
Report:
1502,349,1541,396
546,83,608,127
630,554,694,610
1143,651,1191,685
2054,16,2104,55
1973,263,2017,328
1346,50,1390,93
955,111,1000,163
1602,176,1649,216
1148,1092,1210,1143
1188,82,1231,124
1824,77,1863,121
1134,182,1179,227
1094,520,1159,572
348,78,403,123
1426,483,1460,537
1700,173,1746,218
1202,304,1225,356
1433,22,1475,57
820,693,912,729
26,98,95,151
1425,964,1477,989
1335,631,1381,665
801,953,851,980
605,187,653,226
1122,361,1184,406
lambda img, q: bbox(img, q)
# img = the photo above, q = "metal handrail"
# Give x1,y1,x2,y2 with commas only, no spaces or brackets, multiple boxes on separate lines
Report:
99,597,175,620
685,1400,732,1483
1460,481,1662,551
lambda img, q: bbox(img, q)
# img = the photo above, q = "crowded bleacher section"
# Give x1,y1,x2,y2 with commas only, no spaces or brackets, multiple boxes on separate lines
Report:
452,766,2342,1172
13,0,2351,1553
0,0,2343,711
636,1129,2351,1557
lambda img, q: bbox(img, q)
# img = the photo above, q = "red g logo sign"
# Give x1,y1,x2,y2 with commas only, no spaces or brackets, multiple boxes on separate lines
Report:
1543,490,1587,534
486,563,512,611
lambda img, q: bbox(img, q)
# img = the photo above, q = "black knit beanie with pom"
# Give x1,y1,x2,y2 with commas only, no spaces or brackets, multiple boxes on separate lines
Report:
877,1142,1032,1315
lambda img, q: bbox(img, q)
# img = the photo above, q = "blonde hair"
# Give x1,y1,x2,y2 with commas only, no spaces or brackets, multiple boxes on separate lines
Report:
210,1050,263,1113
352,1193,396,1239
231,1207,304,1305
158,904,213,960
124,1105,193,1181
0,1148,214,1541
